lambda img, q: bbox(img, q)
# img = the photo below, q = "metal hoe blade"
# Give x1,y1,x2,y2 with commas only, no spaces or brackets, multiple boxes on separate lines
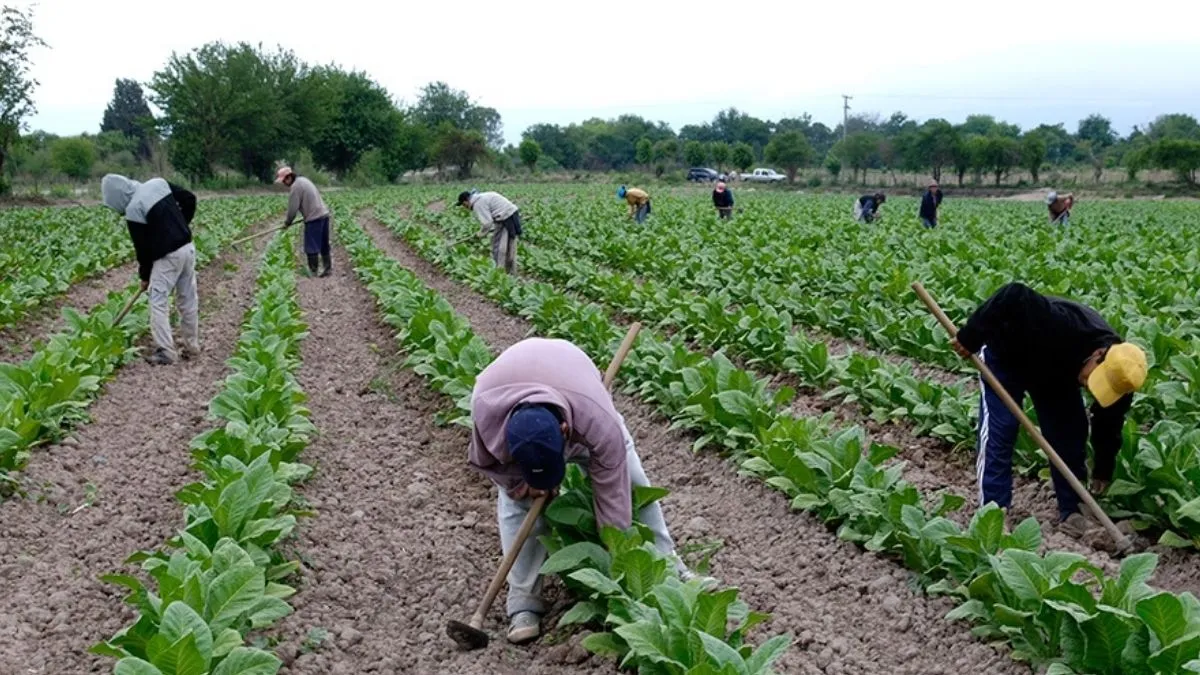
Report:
446,619,489,650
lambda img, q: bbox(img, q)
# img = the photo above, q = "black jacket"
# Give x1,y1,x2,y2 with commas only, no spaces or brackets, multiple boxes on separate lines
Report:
920,190,942,219
128,182,196,282
956,282,1130,479
858,195,878,214
712,189,734,209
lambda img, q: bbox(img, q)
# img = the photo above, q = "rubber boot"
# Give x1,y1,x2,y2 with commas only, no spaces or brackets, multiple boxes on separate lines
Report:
319,253,332,278
306,254,319,277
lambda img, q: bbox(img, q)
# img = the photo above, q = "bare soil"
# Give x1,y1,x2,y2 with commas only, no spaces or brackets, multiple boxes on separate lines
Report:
269,231,606,674
355,213,1029,674
0,259,138,362
0,235,272,673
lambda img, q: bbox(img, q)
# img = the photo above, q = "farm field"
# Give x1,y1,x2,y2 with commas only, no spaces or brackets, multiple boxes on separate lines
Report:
0,185,1198,675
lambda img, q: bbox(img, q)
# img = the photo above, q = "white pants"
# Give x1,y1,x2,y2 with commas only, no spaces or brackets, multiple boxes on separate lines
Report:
497,419,679,616
149,243,199,359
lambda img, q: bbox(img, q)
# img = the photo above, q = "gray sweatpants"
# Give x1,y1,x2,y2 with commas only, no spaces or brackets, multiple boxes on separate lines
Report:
490,225,517,274
149,242,199,360
497,418,679,616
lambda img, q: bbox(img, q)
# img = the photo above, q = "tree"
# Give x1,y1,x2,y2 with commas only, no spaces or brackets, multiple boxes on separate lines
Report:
838,133,881,184
981,135,1021,185
432,123,487,178
100,79,154,159
524,124,583,170
914,119,958,182
634,138,652,167
764,131,813,183
379,111,429,182
1149,139,1200,184
651,139,677,177
49,137,97,181
731,142,754,172
951,135,985,186
712,108,771,152
306,68,397,178
709,142,730,171
518,138,541,172
0,5,46,192
824,154,842,183
1021,133,1048,183
151,42,309,182
1076,114,1116,149
683,140,708,167
1146,114,1200,142
412,81,502,148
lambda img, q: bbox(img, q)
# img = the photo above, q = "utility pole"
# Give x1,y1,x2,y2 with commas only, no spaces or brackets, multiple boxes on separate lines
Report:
841,94,852,142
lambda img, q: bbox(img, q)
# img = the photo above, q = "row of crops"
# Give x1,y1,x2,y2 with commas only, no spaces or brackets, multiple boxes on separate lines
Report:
95,230,308,674
0,199,279,493
338,188,1200,675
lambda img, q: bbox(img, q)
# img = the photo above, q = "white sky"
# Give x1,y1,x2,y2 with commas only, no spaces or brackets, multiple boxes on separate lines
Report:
17,0,1200,144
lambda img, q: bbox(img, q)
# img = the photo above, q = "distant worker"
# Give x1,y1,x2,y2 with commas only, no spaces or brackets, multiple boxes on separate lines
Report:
854,192,886,223
919,180,943,228
1047,190,1074,226
712,181,734,219
101,174,199,366
952,282,1147,536
277,166,332,277
617,185,651,224
458,189,521,274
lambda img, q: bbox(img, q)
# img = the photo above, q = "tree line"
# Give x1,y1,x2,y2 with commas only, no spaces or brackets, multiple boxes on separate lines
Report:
0,5,1197,193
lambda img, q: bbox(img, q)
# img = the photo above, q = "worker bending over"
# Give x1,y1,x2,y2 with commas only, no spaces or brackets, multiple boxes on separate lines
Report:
618,185,651,223
1047,190,1074,226
277,166,332,277
854,192,886,223
459,190,522,274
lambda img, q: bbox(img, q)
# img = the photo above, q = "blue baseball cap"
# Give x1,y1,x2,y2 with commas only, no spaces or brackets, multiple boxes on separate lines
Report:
616,186,627,199
506,405,566,490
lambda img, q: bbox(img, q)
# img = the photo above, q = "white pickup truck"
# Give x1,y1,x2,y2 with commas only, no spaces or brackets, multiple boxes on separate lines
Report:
741,168,786,183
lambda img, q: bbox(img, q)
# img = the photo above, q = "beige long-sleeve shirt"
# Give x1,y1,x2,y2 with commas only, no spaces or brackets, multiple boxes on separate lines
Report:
468,338,632,529
284,176,329,226
624,188,650,217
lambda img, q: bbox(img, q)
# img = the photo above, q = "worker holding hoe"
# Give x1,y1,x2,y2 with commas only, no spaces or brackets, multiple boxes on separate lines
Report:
469,337,689,644
617,185,651,223
951,282,1147,536
854,192,886,223
101,173,199,366
712,180,734,220
277,166,332,277
1047,190,1075,226
458,189,521,274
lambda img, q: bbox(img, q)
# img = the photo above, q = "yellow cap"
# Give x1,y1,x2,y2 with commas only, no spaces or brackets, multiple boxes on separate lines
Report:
1086,342,1148,408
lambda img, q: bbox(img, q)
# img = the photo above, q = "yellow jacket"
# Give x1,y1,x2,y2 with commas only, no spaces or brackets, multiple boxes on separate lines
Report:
624,188,649,216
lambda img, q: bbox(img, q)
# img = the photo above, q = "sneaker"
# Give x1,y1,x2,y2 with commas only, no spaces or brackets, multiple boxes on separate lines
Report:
145,348,173,366
1059,512,1096,538
318,267,331,278
506,611,541,645
179,343,201,361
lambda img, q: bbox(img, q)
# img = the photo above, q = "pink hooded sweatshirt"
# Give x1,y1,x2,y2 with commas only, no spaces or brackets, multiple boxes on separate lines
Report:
468,338,631,529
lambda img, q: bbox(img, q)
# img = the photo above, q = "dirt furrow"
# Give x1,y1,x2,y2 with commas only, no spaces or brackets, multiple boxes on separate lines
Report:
0,260,138,362
270,233,606,674
362,214,1027,675
0,236,270,673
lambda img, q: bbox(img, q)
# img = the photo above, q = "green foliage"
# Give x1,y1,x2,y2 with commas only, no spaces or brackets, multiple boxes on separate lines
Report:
1022,134,1048,183
49,136,97,180
432,123,487,179
0,5,46,190
306,69,398,178
837,133,881,183
1149,139,1200,184
100,79,155,159
764,131,813,183
518,138,542,172
684,140,709,168
635,138,653,167
710,142,731,171
411,81,502,148
731,143,755,173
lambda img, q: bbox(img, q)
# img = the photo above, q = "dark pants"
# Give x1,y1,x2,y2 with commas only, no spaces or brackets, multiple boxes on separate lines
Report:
304,216,331,255
976,346,1089,521
921,216,936,228
635,201,650,224
717,208,733,220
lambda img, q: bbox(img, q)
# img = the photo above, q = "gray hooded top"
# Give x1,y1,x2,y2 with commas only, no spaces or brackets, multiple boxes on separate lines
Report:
101,174,197,281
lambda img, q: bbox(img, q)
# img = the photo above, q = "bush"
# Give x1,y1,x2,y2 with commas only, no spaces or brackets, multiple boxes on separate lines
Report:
806,175,822,188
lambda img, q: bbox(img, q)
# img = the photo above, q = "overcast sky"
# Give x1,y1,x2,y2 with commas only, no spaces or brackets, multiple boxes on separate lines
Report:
18,0,1200,144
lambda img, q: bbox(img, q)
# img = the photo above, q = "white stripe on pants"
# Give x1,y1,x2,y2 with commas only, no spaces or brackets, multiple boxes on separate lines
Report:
976,346,990,506
149,243,199,360
496,419,679,616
